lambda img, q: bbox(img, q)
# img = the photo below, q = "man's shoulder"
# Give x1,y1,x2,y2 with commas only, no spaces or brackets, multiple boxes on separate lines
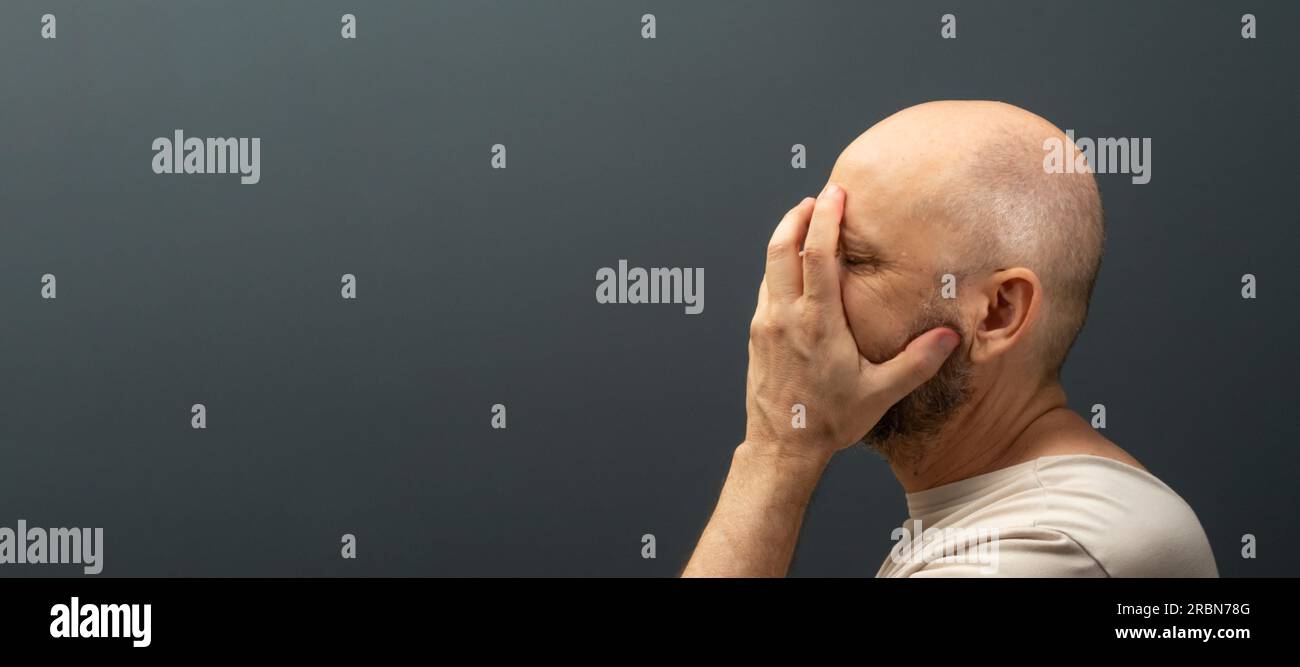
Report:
1026,455,1219,577
882,454,1220,578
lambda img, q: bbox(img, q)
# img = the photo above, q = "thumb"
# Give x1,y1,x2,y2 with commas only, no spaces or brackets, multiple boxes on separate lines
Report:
867,327,961,407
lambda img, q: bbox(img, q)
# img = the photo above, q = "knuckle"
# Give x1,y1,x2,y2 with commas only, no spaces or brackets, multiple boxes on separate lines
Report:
749,316,782,339
800,246,827,264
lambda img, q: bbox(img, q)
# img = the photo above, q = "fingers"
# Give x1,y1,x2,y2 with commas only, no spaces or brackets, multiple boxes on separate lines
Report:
764,198,816,301
868,327,961,407
801,183,846,306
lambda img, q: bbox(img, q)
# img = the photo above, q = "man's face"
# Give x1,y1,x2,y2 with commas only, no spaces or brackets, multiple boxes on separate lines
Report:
828,169,976,464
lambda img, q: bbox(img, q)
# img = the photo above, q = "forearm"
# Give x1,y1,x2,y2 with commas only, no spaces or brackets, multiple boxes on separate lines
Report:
682,442,829,577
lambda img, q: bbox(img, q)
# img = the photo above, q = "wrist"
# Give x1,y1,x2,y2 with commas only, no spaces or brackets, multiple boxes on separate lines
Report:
733,440,832,481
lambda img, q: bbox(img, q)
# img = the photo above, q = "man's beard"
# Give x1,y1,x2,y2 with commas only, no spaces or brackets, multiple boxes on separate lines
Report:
860,308,975,466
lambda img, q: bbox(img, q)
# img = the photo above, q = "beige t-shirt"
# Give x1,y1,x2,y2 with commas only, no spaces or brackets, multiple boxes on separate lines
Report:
876,455,1218,577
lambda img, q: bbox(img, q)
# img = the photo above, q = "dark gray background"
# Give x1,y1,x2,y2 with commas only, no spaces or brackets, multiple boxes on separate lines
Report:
0,1,1295,577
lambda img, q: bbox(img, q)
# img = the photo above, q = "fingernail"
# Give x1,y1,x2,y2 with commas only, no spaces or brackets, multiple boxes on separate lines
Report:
939,332,959,353
820,183,841,198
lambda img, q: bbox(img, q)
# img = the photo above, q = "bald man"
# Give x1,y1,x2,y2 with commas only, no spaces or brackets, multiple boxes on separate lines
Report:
683,101,1217,578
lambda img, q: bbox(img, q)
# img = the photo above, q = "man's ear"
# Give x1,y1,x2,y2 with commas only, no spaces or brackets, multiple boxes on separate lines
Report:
969,268,1042,365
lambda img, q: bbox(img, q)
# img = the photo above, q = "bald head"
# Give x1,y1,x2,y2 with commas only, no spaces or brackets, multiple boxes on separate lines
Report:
831,100,1104,379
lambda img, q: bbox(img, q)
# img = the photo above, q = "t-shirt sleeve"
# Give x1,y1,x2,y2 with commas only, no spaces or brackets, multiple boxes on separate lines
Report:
904,528,1109,578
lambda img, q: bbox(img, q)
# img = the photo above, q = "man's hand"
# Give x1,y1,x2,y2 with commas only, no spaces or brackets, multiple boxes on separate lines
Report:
682,184,958,577
745,184,960,463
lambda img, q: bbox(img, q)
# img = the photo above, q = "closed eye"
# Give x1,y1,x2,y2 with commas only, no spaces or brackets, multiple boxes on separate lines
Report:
843,253,886,272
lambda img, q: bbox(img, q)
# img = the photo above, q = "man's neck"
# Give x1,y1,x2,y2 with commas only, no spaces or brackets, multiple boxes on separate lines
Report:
889,378,1069,493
